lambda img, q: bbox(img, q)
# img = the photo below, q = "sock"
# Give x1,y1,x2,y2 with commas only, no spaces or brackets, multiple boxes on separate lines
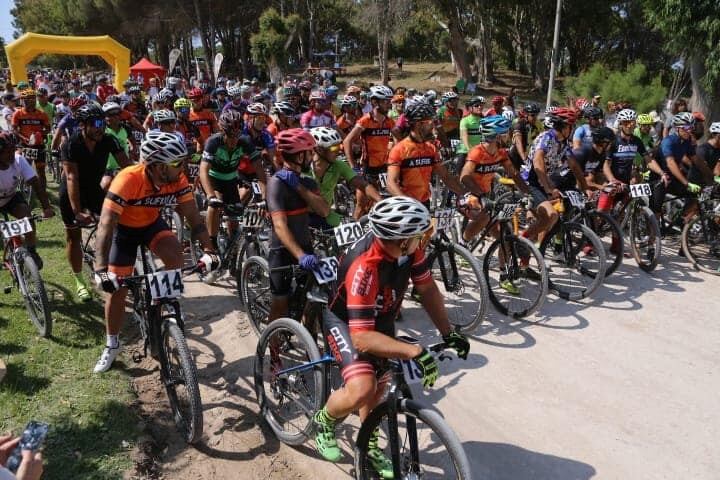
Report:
73,272,86,286
316,406,337,426
106,334,119,349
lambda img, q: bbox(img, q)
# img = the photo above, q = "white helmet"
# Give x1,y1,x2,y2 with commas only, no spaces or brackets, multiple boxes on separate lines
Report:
368,196,431,240
310,126,342,148
424,89,437,102
152,109,176,123
709,122,720,134
617,109,637,122
442,91,458,102
227,85,242,98
369,85,394,101
102,102,121,114
672,111,694,127
141,130,188,164
246,102,267,115
405,95,427,109
501,107,515,122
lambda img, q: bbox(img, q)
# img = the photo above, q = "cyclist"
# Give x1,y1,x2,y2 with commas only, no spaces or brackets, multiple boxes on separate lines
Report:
508,102,542,171
635,113,660,151
142,88,174,130
243,102,276,169
35,88,56,127
60,104,130,301
91,131,219,373
343,85,395,217
281,85,302,114
484,95,505,117
0,132,54,268
267,101,298,136
267,128,329,322
335,96,360,137
95,75,117,104
436,91,462,140
573,126,615,195
51,96,86,152
455,96,485,172
300,91,337,130
308,126,381,228
199,110,261,256
313,196,470,474
388,94,404,121
100,102,132,190
691,122,720,186
11,89,50,191
386,102,465,208
572,106,604,150
172,98,202,154
187,87,219,145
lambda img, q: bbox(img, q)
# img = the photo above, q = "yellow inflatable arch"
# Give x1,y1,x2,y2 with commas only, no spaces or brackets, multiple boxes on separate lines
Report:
5,33,131,92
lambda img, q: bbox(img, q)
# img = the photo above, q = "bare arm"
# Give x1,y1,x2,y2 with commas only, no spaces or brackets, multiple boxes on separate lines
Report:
51,128,64,150
27,177,52,211
115,150,132,168
351,330,422,360
460,161,485,197
93,208,120,270
666,156,688,185
175,200,214,251
199,161,215,199
460,127,471,153
350,176,381,202
129,116,145,133
64,162,83,214
568,157,589,191
343,125,363,168
690,154,713,184
297,184,330,217
386,164,404,196
603,158,618,184
416,279,452,336
502,159,530,194
513,130,526,160
435,163,465,195
533,149,556,193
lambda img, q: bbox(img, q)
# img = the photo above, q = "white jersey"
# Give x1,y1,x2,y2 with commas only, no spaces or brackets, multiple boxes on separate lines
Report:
0,153,36,207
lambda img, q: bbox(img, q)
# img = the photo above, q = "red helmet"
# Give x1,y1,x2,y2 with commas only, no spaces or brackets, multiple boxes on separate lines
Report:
68,96,87,110
276,128,316,154
187,87,203,99
492,95,504,105
547,107,578,128
692,111,706,122
575,97,589,110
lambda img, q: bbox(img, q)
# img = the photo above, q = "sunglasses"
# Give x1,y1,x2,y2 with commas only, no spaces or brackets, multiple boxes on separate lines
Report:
327,144,341,153
679,125,694,132
167,158,185,168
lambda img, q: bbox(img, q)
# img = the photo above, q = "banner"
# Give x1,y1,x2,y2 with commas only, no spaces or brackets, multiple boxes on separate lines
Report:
213,53,224,82
168,48,182,75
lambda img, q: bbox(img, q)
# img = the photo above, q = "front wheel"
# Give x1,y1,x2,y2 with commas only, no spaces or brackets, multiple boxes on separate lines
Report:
584,210,624,277
18,252,52,338
629,205,662,272
254,317,325,445
681,213,720,275
159,319,203,444
240,255,272,335
354,398,472,480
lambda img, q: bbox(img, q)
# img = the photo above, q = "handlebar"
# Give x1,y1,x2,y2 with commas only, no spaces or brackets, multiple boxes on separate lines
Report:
118,264,202,287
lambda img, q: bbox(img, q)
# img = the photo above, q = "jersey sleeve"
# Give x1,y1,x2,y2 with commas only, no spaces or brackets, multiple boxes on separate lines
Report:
660,137,674,158
336,160,357,182
344,259,380,333
466,145,481,164
266,176,287,217
202,134,220,161
174,176,194,204
105,134,123,155
104,170,137,215
238,135,261,161
17,155,37,181
386,142,403,167
573,126,585,141
261,130,276,149
299,111,312,129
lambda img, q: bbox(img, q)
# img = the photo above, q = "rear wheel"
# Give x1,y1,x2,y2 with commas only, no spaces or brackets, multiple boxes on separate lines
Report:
682,213,720,275
628,204,661,272
241,255,272,336
583,210,624,277
19,252,52,338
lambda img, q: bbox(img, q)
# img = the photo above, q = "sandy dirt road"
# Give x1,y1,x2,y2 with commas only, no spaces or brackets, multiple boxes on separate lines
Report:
125,240,720,480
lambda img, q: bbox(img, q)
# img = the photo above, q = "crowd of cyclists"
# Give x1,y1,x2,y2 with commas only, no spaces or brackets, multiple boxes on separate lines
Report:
0,66,719,479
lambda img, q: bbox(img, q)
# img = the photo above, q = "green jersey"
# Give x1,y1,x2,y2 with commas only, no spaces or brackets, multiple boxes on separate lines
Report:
37,101,55,126
457,114,483,155
105,126,129,171
310,159,357,227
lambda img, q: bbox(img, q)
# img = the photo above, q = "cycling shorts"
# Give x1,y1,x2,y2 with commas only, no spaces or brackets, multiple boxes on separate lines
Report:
59,186,103,228
108,217,175,276
209,176,241,206
528,185,550,209
268,248,298,296
649,180,694,214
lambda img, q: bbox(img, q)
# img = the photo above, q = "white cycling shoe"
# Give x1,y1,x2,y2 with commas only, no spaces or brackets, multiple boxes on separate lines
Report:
93,345,121,373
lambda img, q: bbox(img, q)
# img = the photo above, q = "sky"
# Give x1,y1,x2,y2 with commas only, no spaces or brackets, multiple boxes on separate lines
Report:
1,0,15,41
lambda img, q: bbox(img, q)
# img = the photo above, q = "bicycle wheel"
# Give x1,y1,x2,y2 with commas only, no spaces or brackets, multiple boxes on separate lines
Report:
241,255,272,335
539,221,606,300
18,252,52,338
160,318,203,444
429,242,488,333
254,317,325,445
682,213,720,275
354,398,472,480
584,210,624,277
334,183,356,217
81,226,98,276
629,205,661,272
483,235,548,318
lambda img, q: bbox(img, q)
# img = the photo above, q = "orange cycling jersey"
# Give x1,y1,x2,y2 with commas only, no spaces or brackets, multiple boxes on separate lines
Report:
387,137,439,203
466,144,508,194
189,110,216,144
11,108,49,145
104,164,194,228
438,106,462,135
357,113,394,168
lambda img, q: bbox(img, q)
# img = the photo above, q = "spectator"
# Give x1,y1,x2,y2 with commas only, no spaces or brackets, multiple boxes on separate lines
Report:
396,56,403,72
0,433,44,480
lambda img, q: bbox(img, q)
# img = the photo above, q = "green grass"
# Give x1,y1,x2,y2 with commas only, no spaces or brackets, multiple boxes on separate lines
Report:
0,185,140,479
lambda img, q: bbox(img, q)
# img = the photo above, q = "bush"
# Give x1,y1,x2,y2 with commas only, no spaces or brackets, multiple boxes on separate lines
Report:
556,62,666,113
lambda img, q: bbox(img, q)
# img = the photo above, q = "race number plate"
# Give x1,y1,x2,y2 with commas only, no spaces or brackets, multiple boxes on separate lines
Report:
450,139,461,151
312,257,339,285
333,222,364,247
146,269,184,300
565,190,586,208
22,149,38,162
378,173,388,189
433,209,454,232
400,359,424,385
629,183,652,198
241,208,265,227
187,163,199,178
251,182,262,195
497,203,519,221
0,217,32,239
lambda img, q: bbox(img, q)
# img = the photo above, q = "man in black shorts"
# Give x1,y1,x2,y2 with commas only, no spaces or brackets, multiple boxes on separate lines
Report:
60,104,130,301
266,128,330,322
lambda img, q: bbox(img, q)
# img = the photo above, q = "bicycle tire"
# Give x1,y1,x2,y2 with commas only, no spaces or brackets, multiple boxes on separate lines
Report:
354,398,472,480
241,255,272,336
160,319,204,444
681,213,720,275
429,242,488,334
539,221,606,300
18,252,52,338
81,226,98,277
629,205,661,272
254,317,325,445
585,210,624,277
483,235,548,318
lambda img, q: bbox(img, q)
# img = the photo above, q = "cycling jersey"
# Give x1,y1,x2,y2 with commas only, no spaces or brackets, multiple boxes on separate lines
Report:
572,124,593,149
104,125,130,171
386,136,439,203
96,84,118,104
56,113,80,139
436,105,462,138
104,163,193,228
300,110,337,130
525,129,575,189
189,109,216,144
606,134,647,183
202,132,259,181
457,114,483,155
36,101,55,126
222,100,250,114
0,154,36,206
688,142,720,185
465,144,508,194
329,233,432,339
11,108,49,146
243,125,275,151
633,127,658,151
357,113,394,169
572,145,606,177
310,159,357,206
266,172,318,251
659,134,695,166
336,115,355,136
176,120,201,152
512,117,542,151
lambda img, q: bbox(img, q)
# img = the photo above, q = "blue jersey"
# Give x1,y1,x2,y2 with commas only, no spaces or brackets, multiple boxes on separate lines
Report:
660,134,695,162
572,124,593,149
243,125,275,151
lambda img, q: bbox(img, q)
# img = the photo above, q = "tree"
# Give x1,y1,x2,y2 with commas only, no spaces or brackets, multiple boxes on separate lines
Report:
250,8,299,84
0,37,7,68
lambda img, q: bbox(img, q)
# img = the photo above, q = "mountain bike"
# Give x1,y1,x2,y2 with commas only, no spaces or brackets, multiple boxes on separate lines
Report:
1,214,51,337
681,185,720,275
609,182,661,272
121,247,204,444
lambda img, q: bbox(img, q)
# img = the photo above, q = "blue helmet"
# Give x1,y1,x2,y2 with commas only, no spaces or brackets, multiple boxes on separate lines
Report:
479,115,511,138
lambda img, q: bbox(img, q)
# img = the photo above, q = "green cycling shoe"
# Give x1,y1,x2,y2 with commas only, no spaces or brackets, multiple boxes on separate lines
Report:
367,428,394,479
313,407,342,462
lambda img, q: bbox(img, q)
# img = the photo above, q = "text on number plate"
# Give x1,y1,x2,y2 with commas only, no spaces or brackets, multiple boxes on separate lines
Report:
0,217,32,239
434,209,454,231
629,183,652,198
401,359,424,385
312,257,339,284
146,269,184,300
334,222,364,247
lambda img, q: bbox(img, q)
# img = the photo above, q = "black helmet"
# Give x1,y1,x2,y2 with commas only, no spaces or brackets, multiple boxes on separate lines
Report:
218,109,243,132
465,96,486,107
405,102,435,123
523,102,540,115
75,104,104,122
582,106,603,120
591,126,615,144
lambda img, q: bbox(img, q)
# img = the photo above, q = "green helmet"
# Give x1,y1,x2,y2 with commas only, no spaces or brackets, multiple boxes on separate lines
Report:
637,114,654,126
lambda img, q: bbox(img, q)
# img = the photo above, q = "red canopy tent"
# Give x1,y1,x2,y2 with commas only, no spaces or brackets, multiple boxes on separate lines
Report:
129,57,166,89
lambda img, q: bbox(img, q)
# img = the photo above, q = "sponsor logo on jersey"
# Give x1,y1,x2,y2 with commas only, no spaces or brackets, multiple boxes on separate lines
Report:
350,265,373,296
401,156,434,168
364,128,391,137
474,162,502,173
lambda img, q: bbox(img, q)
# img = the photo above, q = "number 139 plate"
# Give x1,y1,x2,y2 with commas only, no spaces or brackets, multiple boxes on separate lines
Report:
146,269,184,300
0,217,32,239
312,257,339,284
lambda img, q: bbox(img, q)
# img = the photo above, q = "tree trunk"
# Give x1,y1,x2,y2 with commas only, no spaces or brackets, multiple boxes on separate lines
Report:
307,0,315,65
689,58,720,127
532,39,546,91
446,13,471,80
239,29,249,80
191,0,213,82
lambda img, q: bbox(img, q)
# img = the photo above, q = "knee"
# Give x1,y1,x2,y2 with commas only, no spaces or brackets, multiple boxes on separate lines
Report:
345,376,376,410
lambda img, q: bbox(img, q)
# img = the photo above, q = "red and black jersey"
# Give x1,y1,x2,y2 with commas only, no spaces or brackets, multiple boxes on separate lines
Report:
329,233,432,337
